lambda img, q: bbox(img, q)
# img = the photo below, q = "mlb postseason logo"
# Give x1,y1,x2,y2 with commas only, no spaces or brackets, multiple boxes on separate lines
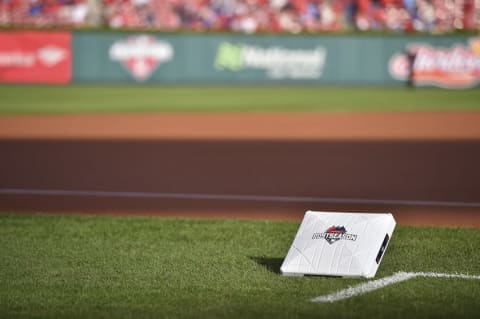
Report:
109,35,174,82
312,226,358,244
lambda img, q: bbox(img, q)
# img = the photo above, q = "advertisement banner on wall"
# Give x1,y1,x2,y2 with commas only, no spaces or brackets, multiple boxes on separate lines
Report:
389,38,480,89
214,42,327,80
0,31,71,84
73,32,393,85
73,33,178,83
109,35,174,82
71,31,478,88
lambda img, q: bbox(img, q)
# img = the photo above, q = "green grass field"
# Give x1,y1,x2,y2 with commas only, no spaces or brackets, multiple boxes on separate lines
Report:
1,213,479,319
1,85,479,318
1,85,480,114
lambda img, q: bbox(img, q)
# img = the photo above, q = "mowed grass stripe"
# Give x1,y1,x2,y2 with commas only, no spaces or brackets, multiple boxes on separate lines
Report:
1,85,480,114
0,213,479,319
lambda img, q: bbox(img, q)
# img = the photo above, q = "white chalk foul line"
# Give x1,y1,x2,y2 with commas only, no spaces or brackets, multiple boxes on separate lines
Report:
1,188,480,208
311,271,480,303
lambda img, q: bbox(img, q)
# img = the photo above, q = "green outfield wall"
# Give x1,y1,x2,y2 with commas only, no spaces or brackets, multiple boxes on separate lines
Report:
72,32,480,88
2,31,479,88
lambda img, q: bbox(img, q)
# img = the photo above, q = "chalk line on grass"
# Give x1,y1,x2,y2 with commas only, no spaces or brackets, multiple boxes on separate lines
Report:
311,272,480,303
1,188,480,208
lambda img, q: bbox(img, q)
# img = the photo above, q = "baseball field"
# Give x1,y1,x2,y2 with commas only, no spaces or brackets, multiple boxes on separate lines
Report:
1,85,480,318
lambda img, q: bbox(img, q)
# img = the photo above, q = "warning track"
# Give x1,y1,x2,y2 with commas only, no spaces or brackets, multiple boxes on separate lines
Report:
1,112,479,228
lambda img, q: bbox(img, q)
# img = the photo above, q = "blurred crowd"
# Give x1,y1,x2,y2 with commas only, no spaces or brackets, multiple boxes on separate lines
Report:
0,0,478,33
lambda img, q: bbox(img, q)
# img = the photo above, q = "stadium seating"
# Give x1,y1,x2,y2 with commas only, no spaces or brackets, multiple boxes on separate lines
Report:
0,0,477,33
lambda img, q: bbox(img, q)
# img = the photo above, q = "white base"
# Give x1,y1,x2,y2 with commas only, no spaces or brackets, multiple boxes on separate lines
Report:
280,211,396,278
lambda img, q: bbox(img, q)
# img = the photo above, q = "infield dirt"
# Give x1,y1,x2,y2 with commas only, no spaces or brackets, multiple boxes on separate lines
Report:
1,111,479,228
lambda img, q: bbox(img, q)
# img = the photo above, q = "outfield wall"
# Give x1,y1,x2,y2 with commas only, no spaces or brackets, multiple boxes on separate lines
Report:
1,31,480,88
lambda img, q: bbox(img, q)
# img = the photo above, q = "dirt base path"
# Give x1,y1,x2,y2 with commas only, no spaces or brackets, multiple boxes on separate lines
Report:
1,111,479,228
1,111,480,140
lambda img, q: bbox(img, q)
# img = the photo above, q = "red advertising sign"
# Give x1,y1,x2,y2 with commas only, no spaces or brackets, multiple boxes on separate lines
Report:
389,38,480,89
0,31,71,84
